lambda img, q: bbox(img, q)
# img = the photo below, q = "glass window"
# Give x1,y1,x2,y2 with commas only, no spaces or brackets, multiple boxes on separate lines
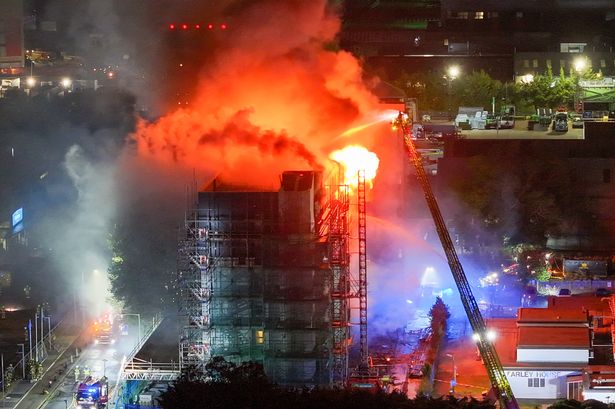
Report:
516,11,523,18
528,379,533,387
532,59,539,68
523,60,530,68
540,378,545,387
601,59,606,67
475,11,484,19
533,378,540,387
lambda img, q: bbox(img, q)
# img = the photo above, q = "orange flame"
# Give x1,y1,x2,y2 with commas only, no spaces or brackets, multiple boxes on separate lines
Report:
328,145,380,188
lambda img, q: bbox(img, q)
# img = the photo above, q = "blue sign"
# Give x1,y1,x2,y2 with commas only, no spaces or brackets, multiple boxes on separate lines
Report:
12,208,23,227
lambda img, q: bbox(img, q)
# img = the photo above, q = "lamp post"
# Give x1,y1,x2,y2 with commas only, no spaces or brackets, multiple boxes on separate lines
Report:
446,353,457,394
446,65,460,121
44,316,52,349
17,344,25,379
573,56,588,113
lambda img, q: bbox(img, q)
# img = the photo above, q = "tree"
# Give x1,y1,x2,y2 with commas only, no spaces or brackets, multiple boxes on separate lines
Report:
429,297,451,336
518,67,576,110
453,70,503,110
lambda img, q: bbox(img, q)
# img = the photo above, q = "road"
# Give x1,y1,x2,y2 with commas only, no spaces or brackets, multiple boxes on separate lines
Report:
41,330,139,409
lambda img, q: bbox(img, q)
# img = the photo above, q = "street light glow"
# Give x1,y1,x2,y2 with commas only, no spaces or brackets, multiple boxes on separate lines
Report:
447,65,460,79
61,77,72,88
521,74,534,84
573,57,587,73
486,330,497,341
26,77,36,87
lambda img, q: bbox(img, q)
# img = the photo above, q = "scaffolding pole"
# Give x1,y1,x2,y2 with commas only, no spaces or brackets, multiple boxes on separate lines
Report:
357,170,368,370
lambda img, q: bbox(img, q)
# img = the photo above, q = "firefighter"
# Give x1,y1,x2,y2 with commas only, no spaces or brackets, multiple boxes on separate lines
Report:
74,365,80,382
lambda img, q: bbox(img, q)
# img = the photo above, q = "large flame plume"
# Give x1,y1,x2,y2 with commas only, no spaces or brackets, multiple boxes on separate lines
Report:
329,145,380,188
133,1,382,188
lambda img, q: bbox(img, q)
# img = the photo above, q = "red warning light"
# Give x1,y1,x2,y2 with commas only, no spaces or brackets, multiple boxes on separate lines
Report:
207,24,213,29
221,24,227,30
195,24,201,29
181,24,188,30
169,24,175,30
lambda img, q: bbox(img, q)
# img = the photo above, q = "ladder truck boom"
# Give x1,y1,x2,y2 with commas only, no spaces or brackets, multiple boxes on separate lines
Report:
393,112,519,409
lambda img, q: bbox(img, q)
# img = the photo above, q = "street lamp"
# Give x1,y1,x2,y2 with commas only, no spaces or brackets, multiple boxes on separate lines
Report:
573,57,588,113
520,73,534,84
446,65,460,121
573,56,588,74
446,353,457,394
61,77,72,88
26,77,36,88
17,344,25,379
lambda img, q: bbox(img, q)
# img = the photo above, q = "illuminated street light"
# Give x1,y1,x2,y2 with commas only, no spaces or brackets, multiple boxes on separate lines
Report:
447,65,460,79
573,56,588,73
445,65,460,120
472,333,481,342
61,77,72,88
486,329,497,342
26,77,36,87
521,74,534,84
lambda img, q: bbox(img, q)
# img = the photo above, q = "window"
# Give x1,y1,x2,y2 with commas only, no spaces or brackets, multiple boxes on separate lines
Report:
475,11,484,19
523,59,530,68
528,378,546,387
516,11,523,18
603,169,611,183
488,11,499,18
532,59,539,68
546,59,552,69
458,11,469,19
601,59,606,68
255,329,265,344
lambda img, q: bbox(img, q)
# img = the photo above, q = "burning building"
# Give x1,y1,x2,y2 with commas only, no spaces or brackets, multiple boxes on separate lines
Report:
177,170,352,387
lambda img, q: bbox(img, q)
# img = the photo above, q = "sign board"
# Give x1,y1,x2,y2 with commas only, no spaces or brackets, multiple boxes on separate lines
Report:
11,208,23,227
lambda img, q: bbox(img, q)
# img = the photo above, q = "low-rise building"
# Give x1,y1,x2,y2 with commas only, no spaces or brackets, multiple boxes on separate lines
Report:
488,294,615,403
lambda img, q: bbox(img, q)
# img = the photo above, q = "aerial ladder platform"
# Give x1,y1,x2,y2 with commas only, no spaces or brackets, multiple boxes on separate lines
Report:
393,112,519,409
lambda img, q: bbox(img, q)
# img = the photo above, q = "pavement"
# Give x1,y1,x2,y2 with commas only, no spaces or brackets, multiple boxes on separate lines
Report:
0,322,83,409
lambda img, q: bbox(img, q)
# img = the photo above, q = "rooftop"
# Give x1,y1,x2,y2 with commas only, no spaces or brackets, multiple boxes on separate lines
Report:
517,308,588,325
517,326,590,349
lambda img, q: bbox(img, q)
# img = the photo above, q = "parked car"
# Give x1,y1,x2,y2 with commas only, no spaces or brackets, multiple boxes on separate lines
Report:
485,114,498,129
595,288,610,297
558,288,572,297
498,115,515,129
552,112,569,132
572,115,583,128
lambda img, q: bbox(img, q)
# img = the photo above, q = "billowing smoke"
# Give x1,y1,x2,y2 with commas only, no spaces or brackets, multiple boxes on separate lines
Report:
134,0,380,187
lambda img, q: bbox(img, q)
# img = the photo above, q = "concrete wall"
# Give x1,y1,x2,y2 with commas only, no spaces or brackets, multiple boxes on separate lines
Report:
505,369,579,400
517,348,589,363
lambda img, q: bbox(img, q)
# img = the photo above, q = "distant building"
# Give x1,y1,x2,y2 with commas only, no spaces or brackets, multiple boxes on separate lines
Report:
0,0,24,88
341,0,615,81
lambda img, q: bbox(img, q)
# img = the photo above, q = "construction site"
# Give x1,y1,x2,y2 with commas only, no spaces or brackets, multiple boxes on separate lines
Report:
177,170,355,387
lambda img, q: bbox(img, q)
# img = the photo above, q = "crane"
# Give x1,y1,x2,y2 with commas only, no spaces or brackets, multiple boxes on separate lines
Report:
393,112,519,409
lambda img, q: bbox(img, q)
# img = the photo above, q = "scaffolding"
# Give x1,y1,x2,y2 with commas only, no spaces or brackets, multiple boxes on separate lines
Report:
320,180,351,386
178,172,342,386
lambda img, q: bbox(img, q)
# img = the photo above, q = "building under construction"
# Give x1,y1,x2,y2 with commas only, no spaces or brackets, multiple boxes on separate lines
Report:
177,170,352,387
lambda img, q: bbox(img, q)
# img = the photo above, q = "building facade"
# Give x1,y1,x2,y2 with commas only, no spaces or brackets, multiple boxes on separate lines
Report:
178,171,351,387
